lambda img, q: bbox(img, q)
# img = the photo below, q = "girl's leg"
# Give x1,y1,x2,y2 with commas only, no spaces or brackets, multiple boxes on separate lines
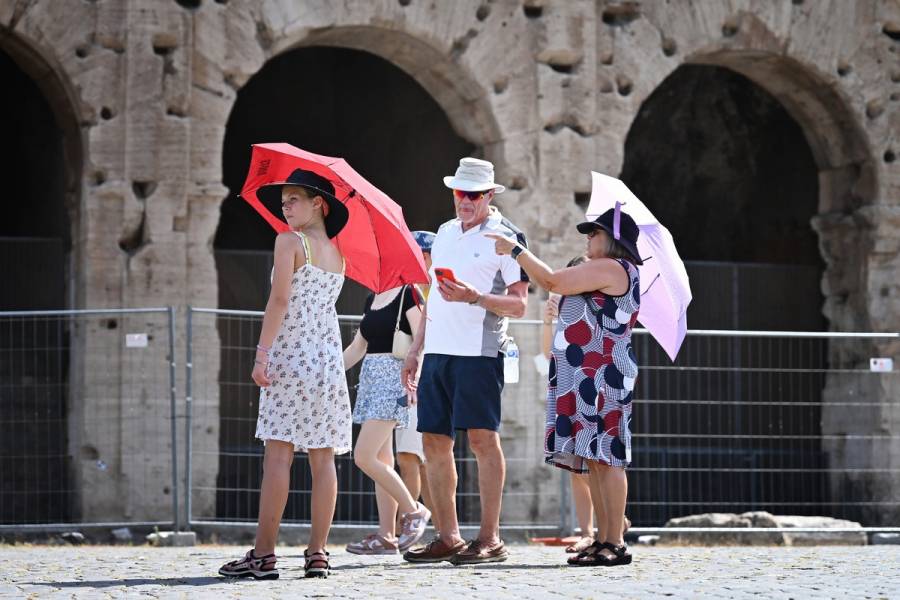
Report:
254,440,295,556
354,420,417,514
373,436,399,538
307,447,337,553
585,461,608,542
570,472,594,538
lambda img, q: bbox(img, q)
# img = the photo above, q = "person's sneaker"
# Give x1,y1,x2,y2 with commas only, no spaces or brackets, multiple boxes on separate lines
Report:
397,502,431,550
402,535,466,563
218,549,279,579
345,533,399,555
449,539,509,565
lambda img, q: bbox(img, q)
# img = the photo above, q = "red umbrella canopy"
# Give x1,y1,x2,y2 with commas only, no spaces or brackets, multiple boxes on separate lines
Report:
240,143,429,293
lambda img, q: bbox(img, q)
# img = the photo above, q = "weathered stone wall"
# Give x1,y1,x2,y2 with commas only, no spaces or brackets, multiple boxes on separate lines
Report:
1,0,897,525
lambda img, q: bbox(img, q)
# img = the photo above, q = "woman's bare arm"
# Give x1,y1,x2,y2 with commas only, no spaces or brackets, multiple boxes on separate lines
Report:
342,329,368,371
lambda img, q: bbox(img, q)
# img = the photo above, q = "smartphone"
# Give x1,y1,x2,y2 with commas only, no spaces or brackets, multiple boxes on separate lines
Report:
434,268,458,284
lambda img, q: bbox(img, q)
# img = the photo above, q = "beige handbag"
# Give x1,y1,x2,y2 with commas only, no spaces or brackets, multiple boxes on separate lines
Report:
391,286,413,359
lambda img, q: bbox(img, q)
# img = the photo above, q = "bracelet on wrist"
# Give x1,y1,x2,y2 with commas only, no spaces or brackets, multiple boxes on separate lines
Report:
256,344,270,353
254,359,268,367
468,292,482,306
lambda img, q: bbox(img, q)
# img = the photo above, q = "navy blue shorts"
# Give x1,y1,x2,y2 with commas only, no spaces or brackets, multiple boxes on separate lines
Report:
416,353,504,437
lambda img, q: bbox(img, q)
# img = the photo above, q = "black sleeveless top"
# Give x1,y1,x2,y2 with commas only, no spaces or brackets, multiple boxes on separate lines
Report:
359,287,420,354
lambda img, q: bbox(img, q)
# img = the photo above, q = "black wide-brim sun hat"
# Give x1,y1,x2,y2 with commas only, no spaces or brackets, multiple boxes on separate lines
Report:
257,168,349,238
576,207,644,266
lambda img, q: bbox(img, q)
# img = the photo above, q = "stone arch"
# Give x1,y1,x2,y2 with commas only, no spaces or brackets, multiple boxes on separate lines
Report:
0,28,84,306
681,50,876,332
0,29,83,226
620,43,876,331
273,25,504,154
0,27,85,524
686,50,875,213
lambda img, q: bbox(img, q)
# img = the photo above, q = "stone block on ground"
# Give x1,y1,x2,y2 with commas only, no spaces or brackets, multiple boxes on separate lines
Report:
658,512,866,546
146,531,196,547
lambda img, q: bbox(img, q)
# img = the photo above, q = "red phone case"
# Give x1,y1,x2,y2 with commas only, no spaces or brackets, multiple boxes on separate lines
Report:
435,268,457,283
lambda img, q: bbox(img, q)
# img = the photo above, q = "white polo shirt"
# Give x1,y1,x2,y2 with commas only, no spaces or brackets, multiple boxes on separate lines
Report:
424,209,528,357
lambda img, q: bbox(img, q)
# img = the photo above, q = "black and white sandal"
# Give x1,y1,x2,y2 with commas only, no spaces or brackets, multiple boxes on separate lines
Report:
218,549,279,580
599,542,632,566
304,548,331,578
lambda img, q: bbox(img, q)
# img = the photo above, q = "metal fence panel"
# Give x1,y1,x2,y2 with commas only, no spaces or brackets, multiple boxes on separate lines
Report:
0,308,178,529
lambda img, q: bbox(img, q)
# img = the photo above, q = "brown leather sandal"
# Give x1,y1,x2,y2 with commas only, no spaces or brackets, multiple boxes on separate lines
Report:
304,548,330,578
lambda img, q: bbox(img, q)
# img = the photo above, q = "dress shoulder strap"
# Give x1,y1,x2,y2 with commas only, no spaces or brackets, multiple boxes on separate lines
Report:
293,231,312,267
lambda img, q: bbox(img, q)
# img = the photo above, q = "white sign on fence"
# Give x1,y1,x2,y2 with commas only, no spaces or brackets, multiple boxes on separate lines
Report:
125,333,149,348
869,357,894,372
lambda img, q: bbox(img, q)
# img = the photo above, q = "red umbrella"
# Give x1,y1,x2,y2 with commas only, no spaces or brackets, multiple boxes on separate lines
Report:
240,143,429,293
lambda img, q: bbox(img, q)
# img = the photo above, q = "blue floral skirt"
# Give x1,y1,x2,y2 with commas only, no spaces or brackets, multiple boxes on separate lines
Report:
352,354,410,428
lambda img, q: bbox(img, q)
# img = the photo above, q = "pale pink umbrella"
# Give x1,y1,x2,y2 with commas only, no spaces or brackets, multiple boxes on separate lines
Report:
586,172,692,361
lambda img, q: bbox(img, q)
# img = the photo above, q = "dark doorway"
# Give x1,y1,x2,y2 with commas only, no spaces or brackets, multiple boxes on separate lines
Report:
620,65,829,525
213,46,475,523
0,48,72,523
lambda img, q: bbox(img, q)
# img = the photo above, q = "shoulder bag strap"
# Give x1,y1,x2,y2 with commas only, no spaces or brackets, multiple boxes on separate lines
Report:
394,286,406,332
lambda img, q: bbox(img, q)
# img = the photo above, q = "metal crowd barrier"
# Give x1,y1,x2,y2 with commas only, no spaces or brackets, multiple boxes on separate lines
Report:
185,307,900,535
2,306,898,537
0,308,178,532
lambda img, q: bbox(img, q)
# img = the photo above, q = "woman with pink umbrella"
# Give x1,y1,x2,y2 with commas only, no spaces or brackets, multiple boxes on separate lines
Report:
487,206,642,567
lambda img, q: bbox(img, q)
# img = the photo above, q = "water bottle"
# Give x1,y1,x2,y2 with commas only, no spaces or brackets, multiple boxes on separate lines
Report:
504,339,520,384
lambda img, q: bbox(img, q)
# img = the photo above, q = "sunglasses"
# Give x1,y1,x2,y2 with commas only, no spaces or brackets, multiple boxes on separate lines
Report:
452,189,487,201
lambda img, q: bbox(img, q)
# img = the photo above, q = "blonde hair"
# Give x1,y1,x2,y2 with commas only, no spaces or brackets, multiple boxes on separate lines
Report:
603,234,636,265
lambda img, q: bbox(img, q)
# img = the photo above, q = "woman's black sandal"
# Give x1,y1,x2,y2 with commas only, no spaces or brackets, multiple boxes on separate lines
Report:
567,541,606,566
304,548,331,578
599,542,632,566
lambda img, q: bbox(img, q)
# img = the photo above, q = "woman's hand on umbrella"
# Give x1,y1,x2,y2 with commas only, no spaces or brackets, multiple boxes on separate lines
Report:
252,361,271,387
438,277,480,303
484,232,518,256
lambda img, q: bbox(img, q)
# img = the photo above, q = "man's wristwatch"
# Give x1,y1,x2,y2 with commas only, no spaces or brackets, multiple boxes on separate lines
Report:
511,245,525,259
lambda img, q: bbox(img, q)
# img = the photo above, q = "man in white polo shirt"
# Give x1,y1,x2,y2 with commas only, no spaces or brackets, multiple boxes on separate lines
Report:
401,157,528,565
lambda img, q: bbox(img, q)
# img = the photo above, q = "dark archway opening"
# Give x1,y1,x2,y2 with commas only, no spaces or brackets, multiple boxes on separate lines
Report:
621,64,823,331
621,65,829,526
0,49,70,309
0,48,73,523
213,46,474,524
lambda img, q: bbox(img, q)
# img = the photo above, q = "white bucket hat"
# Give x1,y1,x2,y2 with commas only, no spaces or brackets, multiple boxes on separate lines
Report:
443,157,505,194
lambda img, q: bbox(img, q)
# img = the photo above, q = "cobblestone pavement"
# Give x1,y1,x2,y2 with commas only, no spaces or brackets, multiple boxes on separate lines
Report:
1,544,898,599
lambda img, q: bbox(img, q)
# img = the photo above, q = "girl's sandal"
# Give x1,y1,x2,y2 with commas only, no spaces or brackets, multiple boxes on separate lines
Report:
565,536,595,554
304,548,331,578
599,542,632,566
567,541,606,566
218,549,278,579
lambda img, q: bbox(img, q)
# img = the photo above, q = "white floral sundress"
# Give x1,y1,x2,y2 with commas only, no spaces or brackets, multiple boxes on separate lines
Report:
255,231,352,454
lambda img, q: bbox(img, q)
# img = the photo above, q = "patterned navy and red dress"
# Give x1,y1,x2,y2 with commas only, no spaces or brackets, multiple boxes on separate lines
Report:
545,259,640,472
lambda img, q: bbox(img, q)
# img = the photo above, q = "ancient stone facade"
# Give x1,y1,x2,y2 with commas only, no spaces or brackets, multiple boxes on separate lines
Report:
1,0,897,524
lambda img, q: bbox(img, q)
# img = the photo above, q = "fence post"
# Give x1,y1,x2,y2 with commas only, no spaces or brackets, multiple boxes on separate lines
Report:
167,306,180,532
184,306,193,531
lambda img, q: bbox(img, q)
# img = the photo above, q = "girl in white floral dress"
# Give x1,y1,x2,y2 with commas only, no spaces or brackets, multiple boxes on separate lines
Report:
220,168,351,580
